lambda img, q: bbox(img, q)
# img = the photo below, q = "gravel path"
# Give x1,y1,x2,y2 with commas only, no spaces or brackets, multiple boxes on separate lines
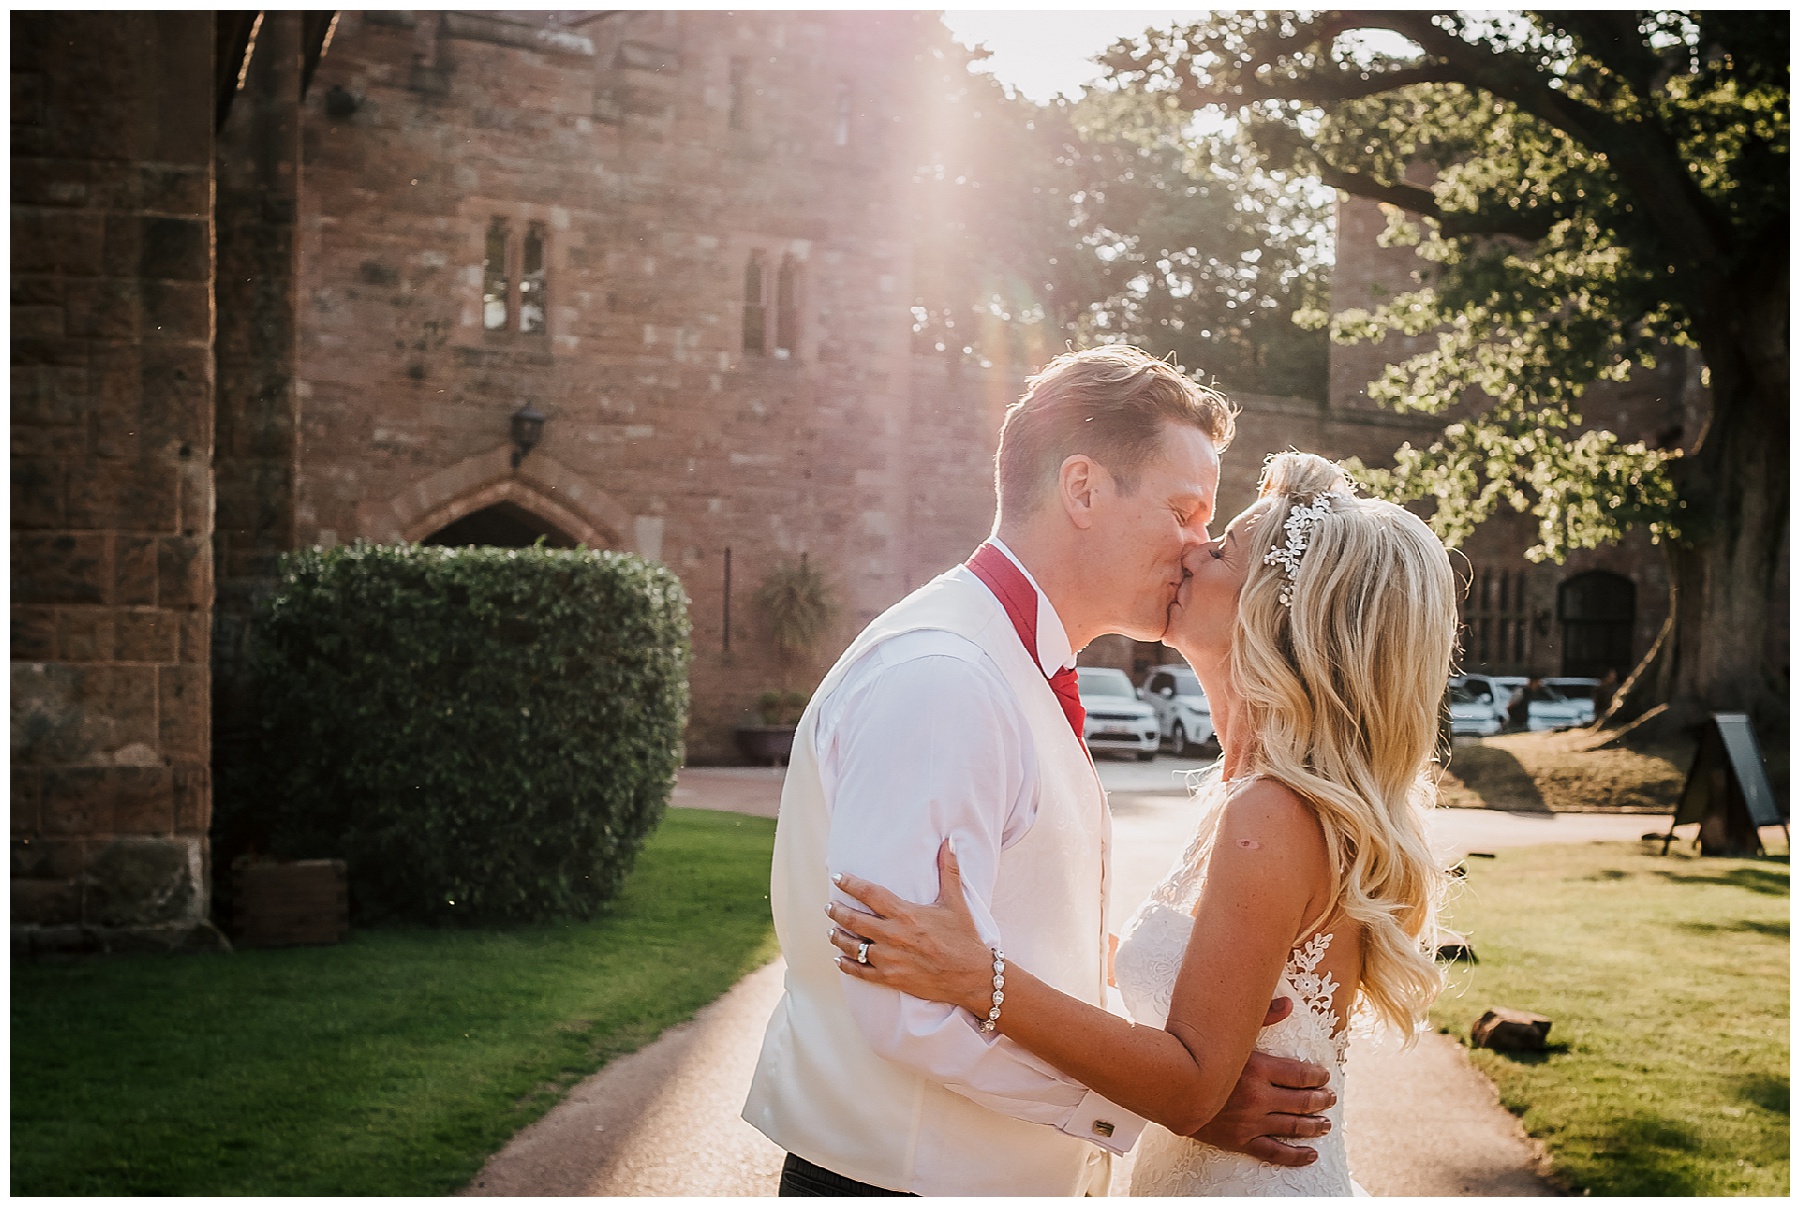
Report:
465,758,1651,1196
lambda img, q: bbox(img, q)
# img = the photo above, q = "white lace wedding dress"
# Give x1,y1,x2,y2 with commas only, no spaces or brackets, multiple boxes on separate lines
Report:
1112,777,1358,1196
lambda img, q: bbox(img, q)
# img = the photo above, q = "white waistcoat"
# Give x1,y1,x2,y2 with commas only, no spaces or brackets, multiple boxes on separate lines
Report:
742,568,1113,1195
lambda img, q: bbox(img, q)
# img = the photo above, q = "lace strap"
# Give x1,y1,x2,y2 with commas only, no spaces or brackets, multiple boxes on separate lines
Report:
1285,932,1349,1059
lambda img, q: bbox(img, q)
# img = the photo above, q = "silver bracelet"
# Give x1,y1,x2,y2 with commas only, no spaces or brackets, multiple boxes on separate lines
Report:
978,948,1005,1033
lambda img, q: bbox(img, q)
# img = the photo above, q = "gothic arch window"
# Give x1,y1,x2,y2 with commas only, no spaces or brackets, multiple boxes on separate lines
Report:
774,253,799,359
743,252,766,355
519,221,547,335
422,502,576,549
1558,571,1635,679
483,218,511,331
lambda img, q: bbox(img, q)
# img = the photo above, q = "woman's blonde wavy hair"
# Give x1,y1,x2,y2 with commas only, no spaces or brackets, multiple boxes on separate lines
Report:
1231,451,1457,1037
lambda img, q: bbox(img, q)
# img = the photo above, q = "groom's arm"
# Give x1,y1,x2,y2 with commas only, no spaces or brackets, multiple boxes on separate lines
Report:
819,636,1146,1155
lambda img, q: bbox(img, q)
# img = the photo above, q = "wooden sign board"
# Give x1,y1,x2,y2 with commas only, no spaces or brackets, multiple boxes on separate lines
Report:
1667,713,1785,856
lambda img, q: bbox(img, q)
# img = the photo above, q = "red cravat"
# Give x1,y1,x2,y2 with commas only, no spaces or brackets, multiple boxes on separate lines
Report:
966,543,1087,747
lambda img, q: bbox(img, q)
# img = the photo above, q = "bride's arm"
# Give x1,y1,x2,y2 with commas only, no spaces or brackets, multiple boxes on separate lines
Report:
830,780,1333,1136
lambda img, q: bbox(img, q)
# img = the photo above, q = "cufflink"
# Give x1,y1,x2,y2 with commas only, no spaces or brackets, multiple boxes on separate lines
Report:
1092,1120,1115,1138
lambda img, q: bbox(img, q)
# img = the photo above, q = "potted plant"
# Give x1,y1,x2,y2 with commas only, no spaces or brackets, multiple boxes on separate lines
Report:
735,554,839,766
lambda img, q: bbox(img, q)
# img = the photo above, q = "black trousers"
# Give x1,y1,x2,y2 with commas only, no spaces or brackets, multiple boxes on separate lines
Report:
779,1153,916,1197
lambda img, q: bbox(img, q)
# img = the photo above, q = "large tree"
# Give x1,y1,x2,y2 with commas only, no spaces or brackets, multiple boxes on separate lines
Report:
906,20,1332,399
1106,11,1788,732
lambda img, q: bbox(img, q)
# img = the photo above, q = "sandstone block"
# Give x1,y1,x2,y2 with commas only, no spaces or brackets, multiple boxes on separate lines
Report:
110,765,177,834
9,458,65,528
158,534,211,608
113,535,158,605
172,763,210,834
141,165,210,216
138,216,210,282
11,607,57,661
13,769,42,834
57,607,116,662
115,608,178,662
13,533,107,606
157,664,209,764
12,877,81,927
67,457,181,531
39,766,113,834
1472,1007,1553,1052
83,836,202,928
63,277,141,340
11,208,105,276
142,280,210,341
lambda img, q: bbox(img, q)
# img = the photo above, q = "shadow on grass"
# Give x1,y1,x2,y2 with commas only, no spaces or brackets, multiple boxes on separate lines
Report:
1582,1111,1709,1196
1679,918,1790,940
1653,866,1791,896
1735,1073,1790,1116
1487,1041,1572,1066
1444,745,1550,812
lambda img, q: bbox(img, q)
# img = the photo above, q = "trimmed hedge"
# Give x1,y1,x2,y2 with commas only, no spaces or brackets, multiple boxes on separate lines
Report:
225,543,690,926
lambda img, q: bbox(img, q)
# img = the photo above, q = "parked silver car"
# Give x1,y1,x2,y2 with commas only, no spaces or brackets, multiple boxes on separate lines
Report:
1455,674,1587,732
1076,666,1160,761
1139,663,1218,757
1448,682,1503,736
1543,677,1602,725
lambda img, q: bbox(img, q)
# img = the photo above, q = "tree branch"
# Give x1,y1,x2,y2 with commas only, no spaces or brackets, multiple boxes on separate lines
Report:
1175,11,1740,299
1183,64,1459,108
1347,11,1737,274
1312,160,1559,241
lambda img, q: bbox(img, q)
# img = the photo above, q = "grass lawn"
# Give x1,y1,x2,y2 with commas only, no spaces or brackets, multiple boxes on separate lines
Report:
1432,841,1788,1196
12,808,777,1196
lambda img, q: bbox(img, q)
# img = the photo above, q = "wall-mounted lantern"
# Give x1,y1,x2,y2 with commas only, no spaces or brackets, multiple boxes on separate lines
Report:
324,83,360,119
510,403,546,469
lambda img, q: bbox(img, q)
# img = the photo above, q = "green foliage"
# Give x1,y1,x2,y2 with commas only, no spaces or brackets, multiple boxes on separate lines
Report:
754,690,811,727
907,19,1332,398
1102,11,1788,561
12,810,777,1196
1433,843,1788,1195
751,556,839,660
221,543,691,926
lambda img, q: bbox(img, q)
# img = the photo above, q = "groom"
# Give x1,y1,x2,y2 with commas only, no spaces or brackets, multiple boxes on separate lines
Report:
743,346,1334,1196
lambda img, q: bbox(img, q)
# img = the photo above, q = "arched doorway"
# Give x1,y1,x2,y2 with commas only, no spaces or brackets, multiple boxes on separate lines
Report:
1558,571,1635,678
421,501,577,549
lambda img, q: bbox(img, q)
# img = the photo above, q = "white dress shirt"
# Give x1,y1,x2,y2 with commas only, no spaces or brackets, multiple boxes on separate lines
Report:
816,540,1146,1154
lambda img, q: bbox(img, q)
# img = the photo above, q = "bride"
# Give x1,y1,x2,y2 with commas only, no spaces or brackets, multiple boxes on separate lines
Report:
826,451,1457,1195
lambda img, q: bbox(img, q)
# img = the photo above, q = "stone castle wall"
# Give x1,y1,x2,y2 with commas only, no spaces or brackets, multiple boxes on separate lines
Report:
11,12,219,951
293,11,1000,760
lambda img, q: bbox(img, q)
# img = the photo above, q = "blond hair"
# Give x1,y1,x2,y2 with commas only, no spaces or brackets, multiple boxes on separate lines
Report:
1231,452,1456,1036
995,345,1237,518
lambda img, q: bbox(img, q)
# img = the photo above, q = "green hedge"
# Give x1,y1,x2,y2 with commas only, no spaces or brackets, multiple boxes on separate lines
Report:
223,543,690,926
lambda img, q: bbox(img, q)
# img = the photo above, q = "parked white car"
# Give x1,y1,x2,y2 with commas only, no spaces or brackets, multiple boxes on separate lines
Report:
1543,677,1602,725
1448,682,1504,736
1455,674,1587,732
1140,663,1218,757
1076,666,1160,761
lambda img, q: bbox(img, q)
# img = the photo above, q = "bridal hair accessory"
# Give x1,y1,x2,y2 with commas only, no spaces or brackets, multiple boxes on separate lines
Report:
1263,492,1345,608
980,948,1006,1033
